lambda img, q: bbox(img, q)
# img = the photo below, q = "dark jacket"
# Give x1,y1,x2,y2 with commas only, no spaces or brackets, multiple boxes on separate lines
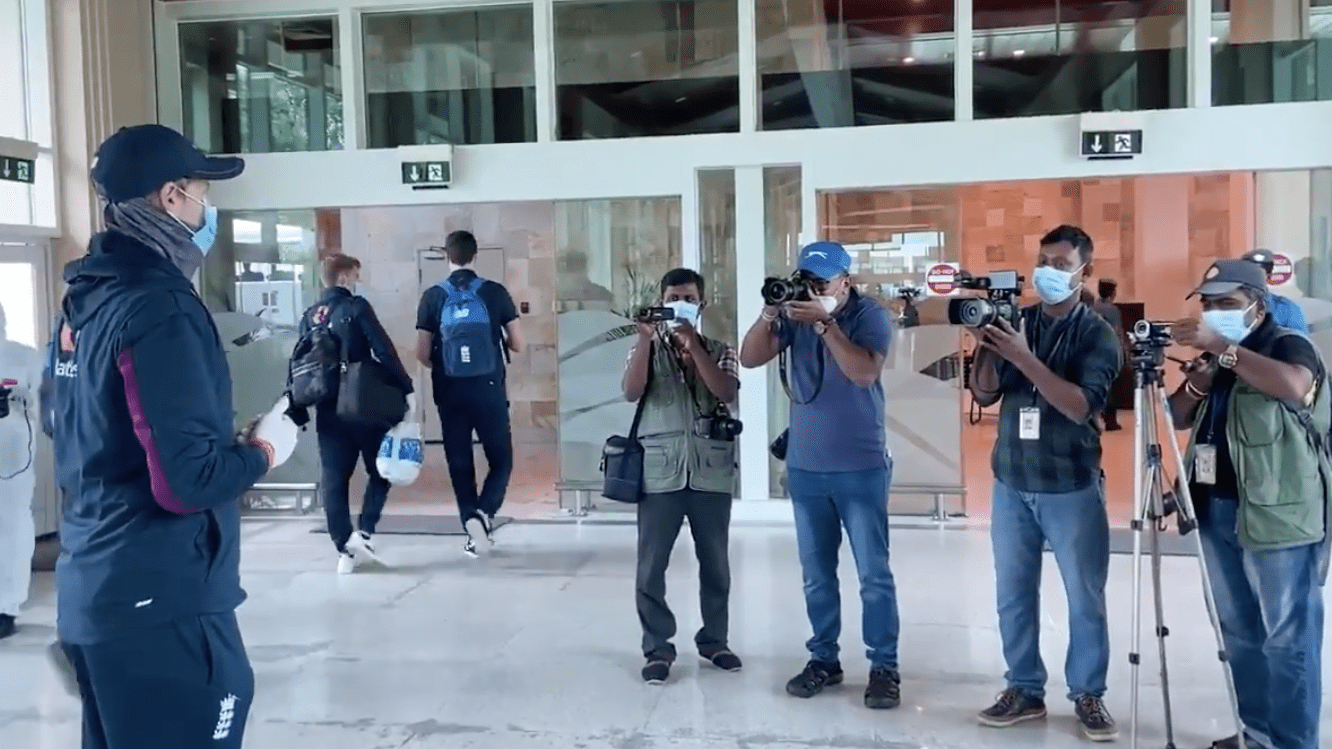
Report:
291,286,414,426
53,230,269,644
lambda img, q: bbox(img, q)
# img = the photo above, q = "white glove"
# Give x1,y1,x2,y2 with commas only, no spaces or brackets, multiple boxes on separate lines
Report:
405,392,417,420
251,395,299,470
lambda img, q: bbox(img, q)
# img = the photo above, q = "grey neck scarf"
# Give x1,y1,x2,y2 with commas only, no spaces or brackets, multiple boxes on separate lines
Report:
104,198,205,279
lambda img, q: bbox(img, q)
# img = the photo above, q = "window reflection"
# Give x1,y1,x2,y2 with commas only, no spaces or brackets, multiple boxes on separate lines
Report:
1213,0,1332,106
179,18,344,154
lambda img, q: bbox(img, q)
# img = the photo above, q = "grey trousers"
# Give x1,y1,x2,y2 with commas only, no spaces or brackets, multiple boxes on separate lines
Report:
636,488,733,663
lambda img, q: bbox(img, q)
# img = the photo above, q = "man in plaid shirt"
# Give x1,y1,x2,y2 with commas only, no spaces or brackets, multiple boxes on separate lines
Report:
968,225,1123,742
622,268,741,686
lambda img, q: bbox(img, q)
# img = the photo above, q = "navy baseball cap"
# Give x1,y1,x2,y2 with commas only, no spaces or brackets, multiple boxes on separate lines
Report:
1188,259,1268,299
796,241,852,281
91,124,245,204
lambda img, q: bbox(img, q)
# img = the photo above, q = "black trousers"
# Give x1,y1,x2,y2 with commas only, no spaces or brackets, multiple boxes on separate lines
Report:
316,409,391,552
636,489,733,662
64,612,254,749
436,376,513,521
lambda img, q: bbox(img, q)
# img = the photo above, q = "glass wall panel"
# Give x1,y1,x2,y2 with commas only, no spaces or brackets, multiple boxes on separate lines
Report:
198,209,325,488
0,0,26,143
554,0,740,139
363,7,537,147
757,0,955,129
974,0,1187,118
698,169,737,347
179,18,344,154
556,198,681,488
1213,0,1332,105
763,165,801,498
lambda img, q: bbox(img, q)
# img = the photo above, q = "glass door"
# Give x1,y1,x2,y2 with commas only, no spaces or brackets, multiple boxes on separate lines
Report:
0,240,55,536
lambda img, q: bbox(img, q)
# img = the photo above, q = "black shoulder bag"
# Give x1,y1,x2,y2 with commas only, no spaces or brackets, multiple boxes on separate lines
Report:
601,342,655,503
335,299,408,430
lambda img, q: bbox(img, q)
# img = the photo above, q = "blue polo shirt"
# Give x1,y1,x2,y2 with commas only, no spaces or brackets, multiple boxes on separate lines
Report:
777,291,893,472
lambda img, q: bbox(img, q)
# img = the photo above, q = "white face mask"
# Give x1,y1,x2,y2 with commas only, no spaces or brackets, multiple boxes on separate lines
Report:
817,295,838,314
664,300,700,327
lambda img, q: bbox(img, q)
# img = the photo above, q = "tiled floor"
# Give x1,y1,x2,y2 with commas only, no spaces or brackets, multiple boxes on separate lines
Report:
5,518,1328,748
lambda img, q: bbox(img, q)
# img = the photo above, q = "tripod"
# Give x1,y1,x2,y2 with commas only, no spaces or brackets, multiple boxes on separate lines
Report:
1127,341,1244,749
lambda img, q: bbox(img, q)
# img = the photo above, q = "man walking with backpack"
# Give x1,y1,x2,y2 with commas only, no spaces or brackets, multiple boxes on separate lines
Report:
416,231,523,557
291,254,415,574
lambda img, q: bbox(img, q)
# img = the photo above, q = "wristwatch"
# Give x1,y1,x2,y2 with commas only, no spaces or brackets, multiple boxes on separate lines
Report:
813,320,831,336
1217,344,1240,369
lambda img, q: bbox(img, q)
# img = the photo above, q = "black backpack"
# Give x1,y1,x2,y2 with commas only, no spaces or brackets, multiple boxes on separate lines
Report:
288,301,346,408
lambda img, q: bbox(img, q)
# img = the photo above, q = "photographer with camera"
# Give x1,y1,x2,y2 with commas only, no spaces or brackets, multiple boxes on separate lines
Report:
1167,259,1327,749
622,268,742,685
967,225,1122,741
740,241,900,710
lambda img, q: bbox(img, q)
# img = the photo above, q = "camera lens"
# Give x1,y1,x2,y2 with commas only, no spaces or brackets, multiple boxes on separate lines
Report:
955,299,997,328
761,278,795,306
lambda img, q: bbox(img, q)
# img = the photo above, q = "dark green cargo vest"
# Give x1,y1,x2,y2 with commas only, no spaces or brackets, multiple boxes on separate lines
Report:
636,337,737,496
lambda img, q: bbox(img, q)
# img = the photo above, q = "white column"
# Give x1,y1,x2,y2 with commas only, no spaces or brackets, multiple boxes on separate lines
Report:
681,166,701,269
734,165,769,501
1187,0,1212,107
533,0,557,142
738,0,757,132
954,0,973,121
1255,170,1312,299
339,8,364,150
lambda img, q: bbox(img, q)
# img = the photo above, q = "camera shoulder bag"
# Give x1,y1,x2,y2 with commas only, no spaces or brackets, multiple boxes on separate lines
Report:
601,341,655,503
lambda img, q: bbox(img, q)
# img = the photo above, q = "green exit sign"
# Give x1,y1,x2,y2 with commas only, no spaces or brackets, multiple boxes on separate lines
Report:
0,156,35,184
402,161,451,188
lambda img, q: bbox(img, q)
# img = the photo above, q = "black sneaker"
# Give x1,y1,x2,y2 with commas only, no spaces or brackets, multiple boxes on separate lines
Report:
1075,695,1118,742
0,614,14,640
785,660,844,698
1208,735,1264,749
978,687,1047,727
642,660,670,685
864,668,901,709
702,650,743,672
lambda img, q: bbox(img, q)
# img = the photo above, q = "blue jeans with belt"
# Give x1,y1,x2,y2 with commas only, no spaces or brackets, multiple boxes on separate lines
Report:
787,465,899,670
1199,496,1324,749
991,478,1111,701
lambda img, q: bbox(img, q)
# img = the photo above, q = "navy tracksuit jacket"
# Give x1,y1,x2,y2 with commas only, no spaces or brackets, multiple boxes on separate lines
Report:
52,230,267,749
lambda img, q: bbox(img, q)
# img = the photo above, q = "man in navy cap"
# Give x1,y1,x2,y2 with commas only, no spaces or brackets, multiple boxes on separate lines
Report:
1241,249,1308,334
740,241,901,710
49,124,299,749
1169,258,1327,749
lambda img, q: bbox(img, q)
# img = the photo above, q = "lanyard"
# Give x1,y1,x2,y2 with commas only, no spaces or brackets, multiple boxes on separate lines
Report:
1026,305,1080,406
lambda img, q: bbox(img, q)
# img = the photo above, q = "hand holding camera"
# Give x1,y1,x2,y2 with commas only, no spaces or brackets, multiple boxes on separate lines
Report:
977,316,1034,366
1181,354,1218,394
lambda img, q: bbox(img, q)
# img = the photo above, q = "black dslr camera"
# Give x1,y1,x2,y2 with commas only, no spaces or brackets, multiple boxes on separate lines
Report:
0,386,11,420
761,270,820,305
634,306,675,324
948,270,1024,328
694,404,743,442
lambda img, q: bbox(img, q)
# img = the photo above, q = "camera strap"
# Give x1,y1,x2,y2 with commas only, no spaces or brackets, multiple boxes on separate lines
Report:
779,335,825,406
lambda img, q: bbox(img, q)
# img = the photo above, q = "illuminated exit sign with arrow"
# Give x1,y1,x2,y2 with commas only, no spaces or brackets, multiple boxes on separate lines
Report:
0,155,34,184
1080,130,1142,161
401,160,451,189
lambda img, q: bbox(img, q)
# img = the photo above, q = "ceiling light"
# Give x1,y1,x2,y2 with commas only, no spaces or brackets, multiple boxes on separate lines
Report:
1210,35,1219,43
1013,49,1025,56
904,56,915,63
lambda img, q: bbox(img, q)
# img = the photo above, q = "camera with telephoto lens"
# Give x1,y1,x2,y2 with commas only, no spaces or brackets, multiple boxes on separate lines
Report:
634,306,676,324
694,405,743,442
761,270,820,305
0,386,11,420
948,269,1024,328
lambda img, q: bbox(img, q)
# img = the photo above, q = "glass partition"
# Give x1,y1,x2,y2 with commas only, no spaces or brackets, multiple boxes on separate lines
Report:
362,6,537,147
757,0,955,128
179,17,344,154
556,198,681,486
698,169,737,347
553,0,740,139
974,0,1187,118
1213,0,1332,105
199,210,325,486
763,165,801,498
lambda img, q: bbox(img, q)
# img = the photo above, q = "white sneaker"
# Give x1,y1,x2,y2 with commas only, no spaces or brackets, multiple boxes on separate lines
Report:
337,552,357,575
464,515,491,557
346,531,382,566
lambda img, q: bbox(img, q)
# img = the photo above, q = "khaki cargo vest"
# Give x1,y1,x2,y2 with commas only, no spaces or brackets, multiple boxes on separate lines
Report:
636,337,737,496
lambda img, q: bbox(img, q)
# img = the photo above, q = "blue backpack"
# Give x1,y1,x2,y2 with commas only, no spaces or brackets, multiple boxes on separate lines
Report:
437,275,499,377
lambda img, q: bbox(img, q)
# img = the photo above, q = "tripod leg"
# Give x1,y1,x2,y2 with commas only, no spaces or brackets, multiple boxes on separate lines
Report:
1128,380,1150,749
1153,382,1245,740
1147,465,1177,749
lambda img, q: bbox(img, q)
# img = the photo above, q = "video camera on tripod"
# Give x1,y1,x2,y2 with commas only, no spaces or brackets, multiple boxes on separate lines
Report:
1128,319,1173,371
947,269,1024,328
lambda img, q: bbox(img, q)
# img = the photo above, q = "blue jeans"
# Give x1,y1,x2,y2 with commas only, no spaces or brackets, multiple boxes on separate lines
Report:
1199,497,1324,749
991,478,1110,701
788,466,899,670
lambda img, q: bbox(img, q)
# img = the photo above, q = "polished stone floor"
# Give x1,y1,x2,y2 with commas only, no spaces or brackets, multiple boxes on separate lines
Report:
2,517,1330,748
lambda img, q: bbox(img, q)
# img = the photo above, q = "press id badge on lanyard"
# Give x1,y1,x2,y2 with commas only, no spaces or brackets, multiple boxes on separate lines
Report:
1019,407,1040,440
1194,444,1217,485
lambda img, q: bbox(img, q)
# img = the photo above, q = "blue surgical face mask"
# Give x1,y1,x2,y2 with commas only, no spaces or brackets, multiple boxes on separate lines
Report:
1032,264,1084,305
1203,303,1257,344
170,187,218,254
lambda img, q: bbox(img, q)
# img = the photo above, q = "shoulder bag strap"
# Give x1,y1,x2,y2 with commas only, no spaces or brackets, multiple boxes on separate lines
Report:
627,341,655,441
777,318,824,405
